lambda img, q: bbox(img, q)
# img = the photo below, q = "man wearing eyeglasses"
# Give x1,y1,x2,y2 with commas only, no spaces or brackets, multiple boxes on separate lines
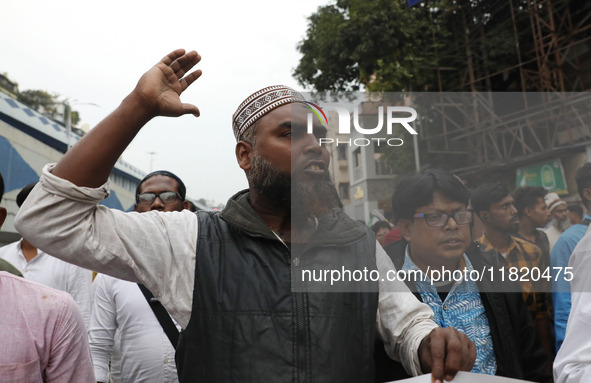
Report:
133,170,190,213
89,170,188,383
375,168,551,382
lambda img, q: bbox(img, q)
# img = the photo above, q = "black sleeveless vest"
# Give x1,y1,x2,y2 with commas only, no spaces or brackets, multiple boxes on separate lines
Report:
176,207,378,383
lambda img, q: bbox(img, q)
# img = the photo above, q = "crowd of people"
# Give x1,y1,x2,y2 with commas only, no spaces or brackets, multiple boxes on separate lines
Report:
1,49,591,382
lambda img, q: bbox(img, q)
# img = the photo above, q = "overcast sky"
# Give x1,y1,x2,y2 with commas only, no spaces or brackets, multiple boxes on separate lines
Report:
1,0,329,205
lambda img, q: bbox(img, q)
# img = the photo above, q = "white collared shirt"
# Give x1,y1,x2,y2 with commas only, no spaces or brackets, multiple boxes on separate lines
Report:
15,163,438,376
0,238,93,328
89,274,178,383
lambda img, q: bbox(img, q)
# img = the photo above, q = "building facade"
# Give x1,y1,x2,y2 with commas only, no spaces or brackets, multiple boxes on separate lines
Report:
0,89,145,245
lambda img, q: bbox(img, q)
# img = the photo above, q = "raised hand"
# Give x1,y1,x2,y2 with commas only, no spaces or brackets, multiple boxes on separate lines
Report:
131,49,202,119
52,49,202,188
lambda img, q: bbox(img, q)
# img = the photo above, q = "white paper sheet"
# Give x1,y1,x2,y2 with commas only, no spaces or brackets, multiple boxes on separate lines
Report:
386,371,535,383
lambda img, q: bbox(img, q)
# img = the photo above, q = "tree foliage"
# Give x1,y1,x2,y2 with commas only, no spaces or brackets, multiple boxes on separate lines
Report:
295,0,440,92
295,0,541,93
17,90,60,117
70,110,80,127
16,89,81,127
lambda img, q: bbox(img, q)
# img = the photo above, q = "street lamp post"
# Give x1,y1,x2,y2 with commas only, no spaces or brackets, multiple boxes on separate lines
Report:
148,151,157,172
62,100,99,151
64,103,72,151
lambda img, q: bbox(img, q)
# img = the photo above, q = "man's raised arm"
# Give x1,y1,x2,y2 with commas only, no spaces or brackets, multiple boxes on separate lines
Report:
13,51,202,321
53,49,201,187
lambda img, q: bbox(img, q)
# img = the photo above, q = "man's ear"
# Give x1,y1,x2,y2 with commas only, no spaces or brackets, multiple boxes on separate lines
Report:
182,200,190,211
397,219,413,242
478,211,488,224
524,206,532,218
584,187,591,203
235,141,253,171
0,207,6,229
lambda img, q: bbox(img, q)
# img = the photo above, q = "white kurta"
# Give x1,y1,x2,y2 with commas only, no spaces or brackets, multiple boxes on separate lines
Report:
89,274,179,383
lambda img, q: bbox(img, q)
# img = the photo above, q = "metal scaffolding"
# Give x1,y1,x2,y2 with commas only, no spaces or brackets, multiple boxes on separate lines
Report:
422,0,591,175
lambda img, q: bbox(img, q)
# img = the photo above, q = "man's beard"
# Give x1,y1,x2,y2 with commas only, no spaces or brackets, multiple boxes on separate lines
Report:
551,217,571,232
248,152,342,219
249,151,291,207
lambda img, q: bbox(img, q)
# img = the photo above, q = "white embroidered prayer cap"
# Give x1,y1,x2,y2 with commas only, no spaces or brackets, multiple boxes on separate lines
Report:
232,85,305,141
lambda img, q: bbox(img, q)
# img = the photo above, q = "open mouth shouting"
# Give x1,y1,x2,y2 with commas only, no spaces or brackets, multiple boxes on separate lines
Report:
302,160,328,176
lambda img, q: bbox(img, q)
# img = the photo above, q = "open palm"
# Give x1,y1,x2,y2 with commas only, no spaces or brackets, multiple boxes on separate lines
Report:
134,49,202,118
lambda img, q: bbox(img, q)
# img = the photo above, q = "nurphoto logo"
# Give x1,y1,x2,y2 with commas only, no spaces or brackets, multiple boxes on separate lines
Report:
305,102,418,147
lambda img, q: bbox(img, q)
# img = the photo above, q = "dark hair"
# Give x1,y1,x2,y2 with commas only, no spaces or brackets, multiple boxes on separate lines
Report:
371,221,392,234
0,172,4,202
16,182,38,207
391,168,470,223
575,163,591,203
512,186,547,218
470,183,510,215
568,203,584,218
135,170,186,202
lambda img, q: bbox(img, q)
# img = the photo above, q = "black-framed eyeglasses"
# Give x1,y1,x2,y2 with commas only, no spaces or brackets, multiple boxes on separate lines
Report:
136,191,181,206
414,209,473,228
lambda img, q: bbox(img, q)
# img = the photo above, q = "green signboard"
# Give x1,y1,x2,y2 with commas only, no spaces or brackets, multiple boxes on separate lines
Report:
516,159,567,195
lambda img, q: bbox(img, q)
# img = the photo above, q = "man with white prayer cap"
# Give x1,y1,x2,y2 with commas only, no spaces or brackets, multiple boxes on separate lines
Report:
544,192,570,250
15,49,475,383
